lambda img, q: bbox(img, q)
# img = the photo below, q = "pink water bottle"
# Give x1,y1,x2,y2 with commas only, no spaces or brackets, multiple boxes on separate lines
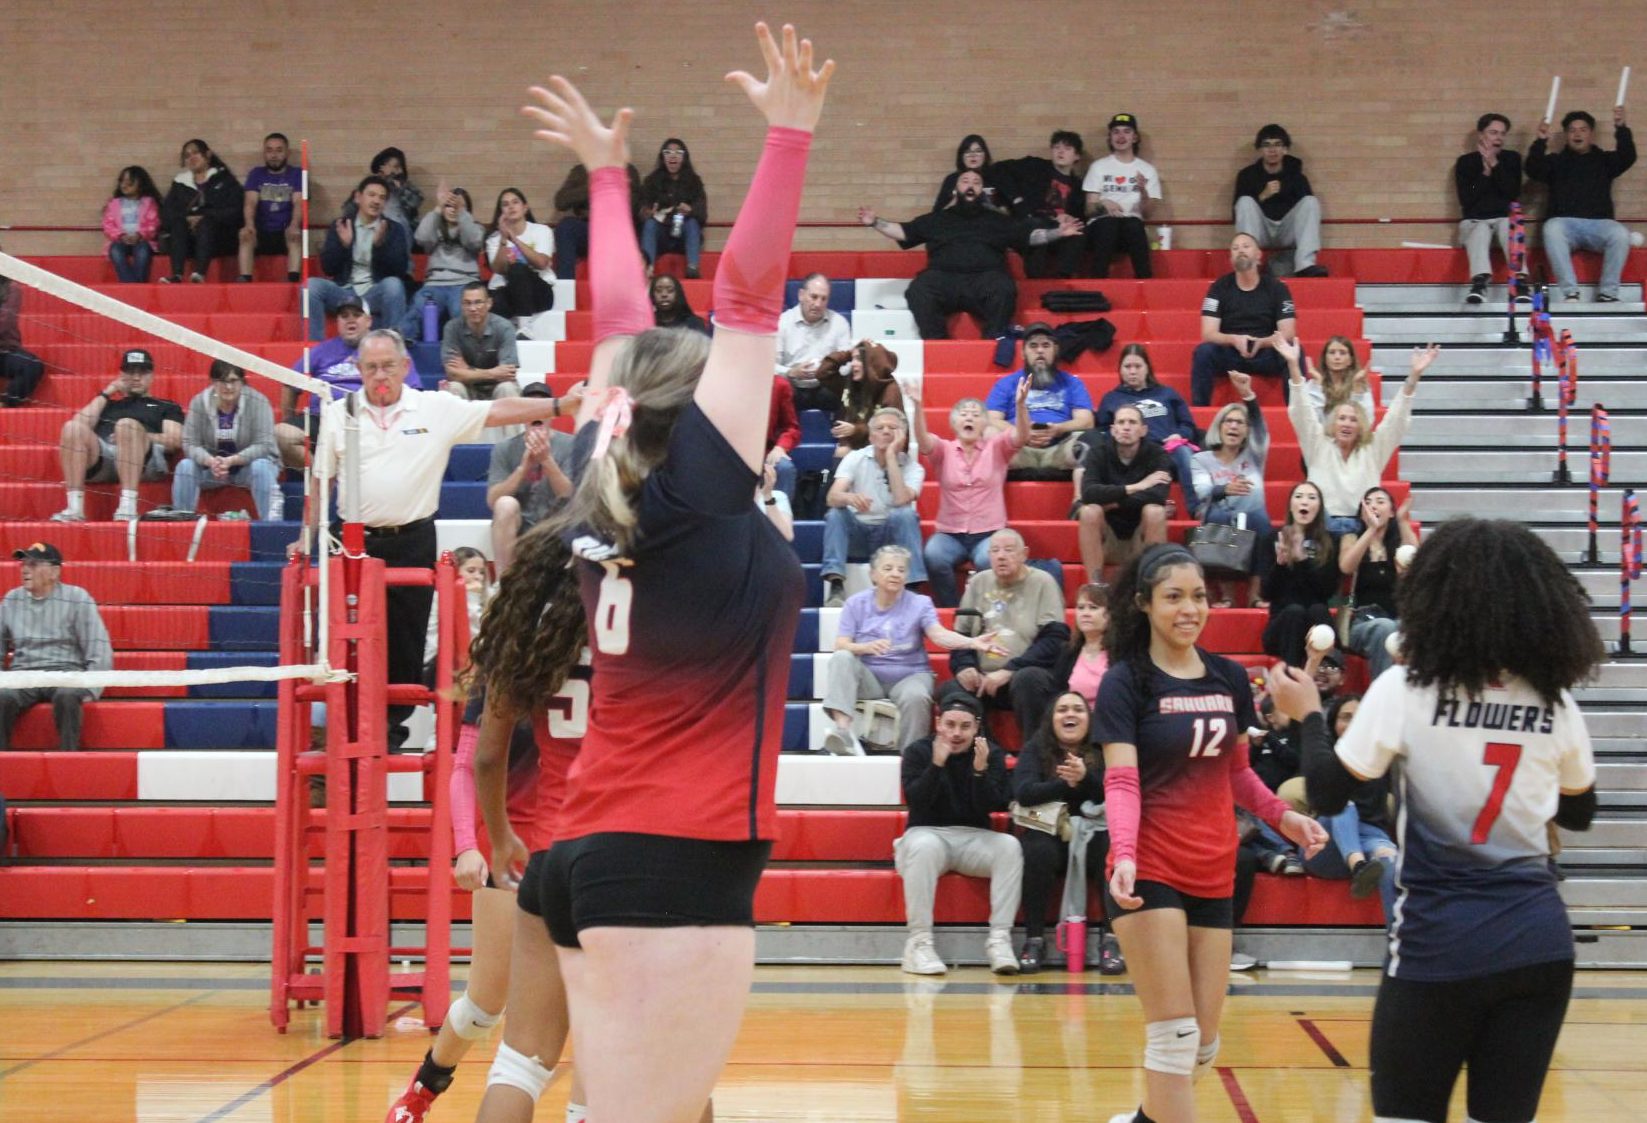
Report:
1055,916,1088,972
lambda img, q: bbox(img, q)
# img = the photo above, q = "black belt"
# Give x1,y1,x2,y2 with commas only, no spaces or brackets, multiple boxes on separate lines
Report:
363,515,436,537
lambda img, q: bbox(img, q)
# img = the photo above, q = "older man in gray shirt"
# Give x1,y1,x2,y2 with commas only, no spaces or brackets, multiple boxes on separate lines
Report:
1,542,113,751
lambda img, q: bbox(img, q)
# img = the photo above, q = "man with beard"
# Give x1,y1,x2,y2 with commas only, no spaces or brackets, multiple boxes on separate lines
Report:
859,172,1082,340
1234,123,1327,278
1189,233,1298,405
238,132,302,282
994,129,1089,278
1526,106,1635,303
1074,404,1171,580
982,322,1094,473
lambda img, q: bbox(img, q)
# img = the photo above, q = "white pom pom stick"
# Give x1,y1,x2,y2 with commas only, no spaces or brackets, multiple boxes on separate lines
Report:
1619,66,1631,108
1545,76,1562,123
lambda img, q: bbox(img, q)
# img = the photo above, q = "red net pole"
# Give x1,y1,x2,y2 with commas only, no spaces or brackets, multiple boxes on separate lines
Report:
1623,491,1641,657
1590,406,1611,565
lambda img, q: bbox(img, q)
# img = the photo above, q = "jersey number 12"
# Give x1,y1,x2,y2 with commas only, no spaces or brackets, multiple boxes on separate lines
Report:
1187,717,1228,758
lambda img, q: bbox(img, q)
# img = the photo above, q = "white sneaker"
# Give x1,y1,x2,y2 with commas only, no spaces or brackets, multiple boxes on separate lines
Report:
822,728,865,757
986,930,1020,976
49,509,85,523
901,933,946,975
111,505,138,523
1230,951,1257,971
1107,1113,1141,1123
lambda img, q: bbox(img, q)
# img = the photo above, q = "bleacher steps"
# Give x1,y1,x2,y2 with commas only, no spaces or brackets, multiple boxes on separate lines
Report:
1356,282,1644,312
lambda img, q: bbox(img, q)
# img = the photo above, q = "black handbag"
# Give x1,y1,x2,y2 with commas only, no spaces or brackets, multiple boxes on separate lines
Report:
1187,523,1258,576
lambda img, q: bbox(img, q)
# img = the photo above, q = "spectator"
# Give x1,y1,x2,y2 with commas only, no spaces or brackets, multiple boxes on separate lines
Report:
1190,233,1297,405
0,272,45,409
909,379,1027,608
997,129,1088,278
170,360,279,520
1013,691,1113,973
1095,342,1196,499
821,545,1002,756
1233,123,1327,278
1243,699,1307,876
760,461,794,542
1049,582,1110,707
486,382,578,574
649,274,709,335
1301,335,1375,422
1260,481,1340,667
101,166,162,284
307,175,410,342
1300,693,1398,905
933,134,1009,212
639,137,708,277
776,273,853,411
817,340,903,459
1526,107,1636,302
237,132,302,283
935,529,1067,744
1191,371,1272,606
1282,336,1436,535
422,546,492,677
895,693,1023,976
1337,486,1417,682
52,348,183,523
276,293,423,469
158,138,243,285
1075,405,1171,581
368,146,423,232
1083,112,1161,278
403,186,483,340
1454,113,1525,304
485,187,557,324
550,162,643,280
859,173,1083,340
441,282,522,405
0,542,113,752
985,322,1095,474
820,407,927,609
765,374,800,501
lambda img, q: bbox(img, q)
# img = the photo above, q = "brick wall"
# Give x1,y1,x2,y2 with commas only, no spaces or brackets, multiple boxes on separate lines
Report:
2,0,1640,255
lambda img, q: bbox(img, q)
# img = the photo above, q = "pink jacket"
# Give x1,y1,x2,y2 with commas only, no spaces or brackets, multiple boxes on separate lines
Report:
101,196,160,250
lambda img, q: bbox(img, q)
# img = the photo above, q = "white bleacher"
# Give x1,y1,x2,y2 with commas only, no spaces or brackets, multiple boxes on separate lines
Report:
851,308,920,341
854,277,911,310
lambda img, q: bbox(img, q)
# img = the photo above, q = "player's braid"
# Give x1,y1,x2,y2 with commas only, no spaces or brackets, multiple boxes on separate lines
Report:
469,522,586,715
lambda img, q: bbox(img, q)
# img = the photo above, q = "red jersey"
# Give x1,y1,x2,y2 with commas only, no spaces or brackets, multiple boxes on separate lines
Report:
553,406,806,844
524,653,590,852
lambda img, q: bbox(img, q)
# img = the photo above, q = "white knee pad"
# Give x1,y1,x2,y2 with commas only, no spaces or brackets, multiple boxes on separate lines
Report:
486,1041,556,1100
447,991,502,1041
1143,1016,1200,1077
1193,1033,1220,1082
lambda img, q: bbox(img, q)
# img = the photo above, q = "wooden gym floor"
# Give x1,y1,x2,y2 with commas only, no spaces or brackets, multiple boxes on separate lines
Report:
2,961,1645,1121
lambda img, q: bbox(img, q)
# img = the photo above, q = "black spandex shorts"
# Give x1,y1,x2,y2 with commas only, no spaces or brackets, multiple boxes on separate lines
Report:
515,849,553,917
1101,877,1234,929
535,832,773,949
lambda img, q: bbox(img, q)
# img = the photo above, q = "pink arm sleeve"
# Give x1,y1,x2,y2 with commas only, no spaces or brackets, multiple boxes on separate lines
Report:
588,166,653,343
1103,765,1141,865
712,127,813,335
449,721,480,853
1229,742,1291,830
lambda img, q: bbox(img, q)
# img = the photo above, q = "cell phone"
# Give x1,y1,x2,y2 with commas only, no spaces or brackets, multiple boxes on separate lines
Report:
1032,422,1050,430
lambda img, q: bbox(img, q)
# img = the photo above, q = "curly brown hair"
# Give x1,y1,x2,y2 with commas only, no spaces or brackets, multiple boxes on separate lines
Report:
467,522,586,718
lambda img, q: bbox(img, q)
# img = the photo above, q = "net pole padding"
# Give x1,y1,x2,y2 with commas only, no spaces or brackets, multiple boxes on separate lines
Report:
0,251,334,401
419,554,463,1028
1504,202,1527,344
1527,300,1553,412
1622,490,1642,658
1589,405,1611,565
271,557,313,1033
347,552,393,1040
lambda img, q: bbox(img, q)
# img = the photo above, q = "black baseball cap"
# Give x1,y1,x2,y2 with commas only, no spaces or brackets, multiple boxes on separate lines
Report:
521,381,554,399
13,541,63,565
120,348,154,372
1022,321,1058,344
1107,113,1139,131
334,292,369,315
938,693,984,720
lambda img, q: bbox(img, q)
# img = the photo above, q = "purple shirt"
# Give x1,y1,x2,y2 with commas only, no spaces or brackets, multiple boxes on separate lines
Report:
293,338,423,414
244,166,302,233
837,588,939,686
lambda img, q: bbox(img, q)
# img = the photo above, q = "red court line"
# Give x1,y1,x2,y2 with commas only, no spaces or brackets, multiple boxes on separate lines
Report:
1298,1018,1351,1067
1218,1065,1262,1123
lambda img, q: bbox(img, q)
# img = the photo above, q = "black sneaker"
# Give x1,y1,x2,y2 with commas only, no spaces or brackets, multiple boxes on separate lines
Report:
1465,274,1489,304
1293,264,1329,278
822,579,845,609
1349,856,1388,899
1018,936,1045,974
1597,293,1621,303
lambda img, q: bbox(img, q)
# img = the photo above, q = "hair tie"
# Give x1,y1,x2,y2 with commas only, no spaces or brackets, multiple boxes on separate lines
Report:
590,387,634,460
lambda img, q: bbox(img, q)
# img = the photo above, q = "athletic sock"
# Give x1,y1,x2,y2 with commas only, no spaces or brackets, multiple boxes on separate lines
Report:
565,1104,589,1122
65,489,84,516
415,1048,458,1095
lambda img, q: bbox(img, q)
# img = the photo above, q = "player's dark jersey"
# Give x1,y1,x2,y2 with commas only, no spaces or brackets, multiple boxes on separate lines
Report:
1093,650,1260,897
554,404,806,844
525,651,591,853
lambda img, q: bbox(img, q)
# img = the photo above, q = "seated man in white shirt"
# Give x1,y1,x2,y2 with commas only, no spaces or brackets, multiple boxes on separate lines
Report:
775,272,853,411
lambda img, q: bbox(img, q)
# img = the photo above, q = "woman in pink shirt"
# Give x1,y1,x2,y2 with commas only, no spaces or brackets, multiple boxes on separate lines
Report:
910,377,1029,606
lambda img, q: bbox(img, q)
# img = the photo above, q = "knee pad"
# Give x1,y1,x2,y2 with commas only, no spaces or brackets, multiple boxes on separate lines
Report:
486,1041,556,1101
1193,1033,1220,1082
446,991,502,1041
1143,1016,1200,1077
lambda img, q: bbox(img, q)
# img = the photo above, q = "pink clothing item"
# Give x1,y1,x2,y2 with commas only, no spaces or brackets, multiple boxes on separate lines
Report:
926,429,1018,534
589,166,653,343
450,721,481,853
1229,744,1291,831
1066,649,1109,708
1104,764,1141,866
100,196,160,250
712,127,812,334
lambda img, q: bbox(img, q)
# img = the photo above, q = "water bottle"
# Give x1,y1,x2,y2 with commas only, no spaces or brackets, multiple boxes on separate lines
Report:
422,301,440,344
1055,915,1088,972
671,211,685,239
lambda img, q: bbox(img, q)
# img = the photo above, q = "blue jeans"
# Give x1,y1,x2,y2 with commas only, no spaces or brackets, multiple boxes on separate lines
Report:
1305,803,1396,919
108,241,153,284
1325,514,1364,538
400,283,468,342
640,215,703,270
821,506,928,583
1189,342,1289,406
772,455,797,502
1348,612,1401,682
1542,217,1630,298
923,530,995,608
172,456,280,520
554,216,588,280
1166,442,1197,510
306,277,408,342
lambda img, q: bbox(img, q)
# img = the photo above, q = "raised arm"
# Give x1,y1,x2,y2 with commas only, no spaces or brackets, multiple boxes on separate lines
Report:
858,207,908,243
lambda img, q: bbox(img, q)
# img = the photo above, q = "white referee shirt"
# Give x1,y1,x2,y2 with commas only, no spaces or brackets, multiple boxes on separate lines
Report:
314,386,491,526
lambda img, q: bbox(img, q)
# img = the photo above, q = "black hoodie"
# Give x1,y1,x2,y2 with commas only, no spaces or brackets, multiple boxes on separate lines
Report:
1234,154,1313,221
1525,127,1636,219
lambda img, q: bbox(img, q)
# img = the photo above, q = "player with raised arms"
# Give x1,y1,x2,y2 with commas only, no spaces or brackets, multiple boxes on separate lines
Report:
1096,544,1327,1123
1270,517,1601,1123
487,23,832,1123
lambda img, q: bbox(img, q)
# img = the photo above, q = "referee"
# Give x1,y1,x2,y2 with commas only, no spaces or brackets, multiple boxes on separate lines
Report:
311,329,567,749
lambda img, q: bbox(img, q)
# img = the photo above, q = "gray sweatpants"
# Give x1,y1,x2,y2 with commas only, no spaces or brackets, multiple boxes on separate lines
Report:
1459,217,1511,279
894,825,1023,935
1235,194,1322,272
822,649,934,745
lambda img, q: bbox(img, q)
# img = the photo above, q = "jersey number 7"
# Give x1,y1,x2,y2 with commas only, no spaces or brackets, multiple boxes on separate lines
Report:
1471,741,1523,844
